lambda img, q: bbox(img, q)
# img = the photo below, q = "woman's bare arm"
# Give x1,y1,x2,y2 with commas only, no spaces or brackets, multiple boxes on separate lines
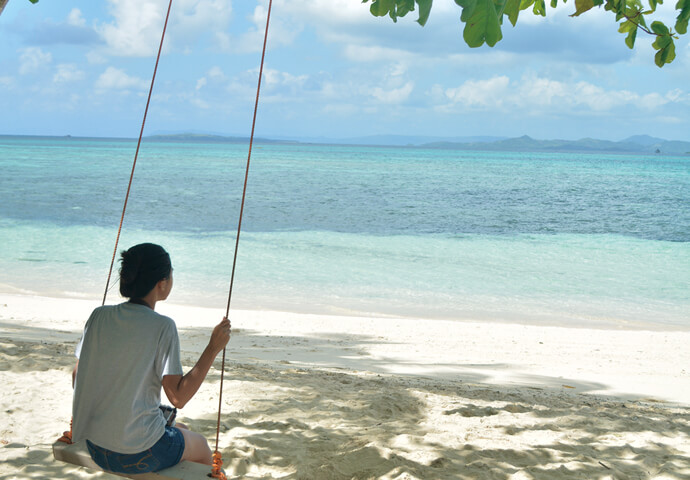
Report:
161,317,230,409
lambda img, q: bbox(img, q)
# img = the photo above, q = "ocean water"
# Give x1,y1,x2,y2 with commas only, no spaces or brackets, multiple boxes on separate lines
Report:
1,135,688,329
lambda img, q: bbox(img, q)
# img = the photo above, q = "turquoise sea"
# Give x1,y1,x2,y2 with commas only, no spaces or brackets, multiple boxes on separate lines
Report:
1,135,688,329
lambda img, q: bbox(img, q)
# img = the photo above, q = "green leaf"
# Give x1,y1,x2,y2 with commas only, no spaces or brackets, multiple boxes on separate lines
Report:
28,0,39,3
396,0,416,16
533,0,546,16
417,0,433,25
617,17,635,32
676,0,690,34
572,0,596,16
459,0,504,46
606,0,626,15
457,0,477,22
654,37,676,65
650,20,669,34
369,0,394,18
366,0,433,24
366,0,684,67
619,21,638,47
653,33,671,49
503,0,523,24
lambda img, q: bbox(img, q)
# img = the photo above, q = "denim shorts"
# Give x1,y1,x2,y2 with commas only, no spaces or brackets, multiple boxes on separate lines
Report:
86,426,185,474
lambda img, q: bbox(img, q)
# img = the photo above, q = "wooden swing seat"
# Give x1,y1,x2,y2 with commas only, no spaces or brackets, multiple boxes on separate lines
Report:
52,440,212,479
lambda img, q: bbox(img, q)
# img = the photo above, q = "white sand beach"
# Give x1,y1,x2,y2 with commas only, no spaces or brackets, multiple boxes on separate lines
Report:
1,292,689,479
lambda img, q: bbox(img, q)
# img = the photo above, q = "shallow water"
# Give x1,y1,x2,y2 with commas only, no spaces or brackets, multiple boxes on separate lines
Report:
1,136,688,328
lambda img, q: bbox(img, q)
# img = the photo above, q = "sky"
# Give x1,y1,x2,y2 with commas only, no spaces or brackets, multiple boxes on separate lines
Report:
1,0,689,142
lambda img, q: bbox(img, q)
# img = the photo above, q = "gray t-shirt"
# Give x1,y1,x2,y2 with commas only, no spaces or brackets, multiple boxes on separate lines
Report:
72,302,184,453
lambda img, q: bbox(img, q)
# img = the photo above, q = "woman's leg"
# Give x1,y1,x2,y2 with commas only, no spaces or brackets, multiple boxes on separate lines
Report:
177,427,213,465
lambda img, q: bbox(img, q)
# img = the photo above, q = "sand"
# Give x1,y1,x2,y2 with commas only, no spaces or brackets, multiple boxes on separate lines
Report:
0,292,689,479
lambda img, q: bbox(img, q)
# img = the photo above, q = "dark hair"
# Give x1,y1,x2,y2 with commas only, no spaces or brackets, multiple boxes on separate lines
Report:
119,243,172,299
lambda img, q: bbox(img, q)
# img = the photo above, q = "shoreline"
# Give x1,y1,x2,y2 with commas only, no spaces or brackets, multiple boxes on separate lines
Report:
1,291,688,406
1,283,687,333
1,291,689,478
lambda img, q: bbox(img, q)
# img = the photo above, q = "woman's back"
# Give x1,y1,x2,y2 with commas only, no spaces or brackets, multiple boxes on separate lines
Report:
72,302,183,453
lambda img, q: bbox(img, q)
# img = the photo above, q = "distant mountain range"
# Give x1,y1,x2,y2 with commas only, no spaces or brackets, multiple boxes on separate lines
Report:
421,134,690,155
146,133,293,144
145,133,690,154
145,133,505,146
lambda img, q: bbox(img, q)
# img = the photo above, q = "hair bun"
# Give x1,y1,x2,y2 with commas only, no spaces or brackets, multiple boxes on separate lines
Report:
119,249,142,285
119,243,171,299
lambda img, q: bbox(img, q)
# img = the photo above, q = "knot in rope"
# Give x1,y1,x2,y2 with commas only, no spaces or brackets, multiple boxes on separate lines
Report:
210,450,227,480
57,419,73,444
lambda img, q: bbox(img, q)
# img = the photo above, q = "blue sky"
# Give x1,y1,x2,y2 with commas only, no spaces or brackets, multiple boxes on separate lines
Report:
1,0,688,141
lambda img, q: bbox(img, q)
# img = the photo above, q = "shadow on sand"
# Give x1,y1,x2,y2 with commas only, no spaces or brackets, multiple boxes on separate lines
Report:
1,326,689,480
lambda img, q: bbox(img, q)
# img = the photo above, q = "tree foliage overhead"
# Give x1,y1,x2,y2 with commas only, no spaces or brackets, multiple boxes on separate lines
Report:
363,0,689,66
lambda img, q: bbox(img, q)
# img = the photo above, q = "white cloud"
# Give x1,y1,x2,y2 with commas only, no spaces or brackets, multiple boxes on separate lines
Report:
207,66,225,80
214,31,232,51
266,0,433,60
191,97,211,109
444,76,510,107
262,68,307,88
95,66,148,90
228,2,300,53
86,51,108,64
67,8,87,27
275,0,650,68
664,88,685,102
636,92,667,110
371,81,414,104
319,81,341,100
196,66,226,90
98,1,165,57
439,74,688,113
276,0,373,26
342,44,415,63
654,115,685,124
53,64,85,84
389,62,407,77
323,103,359,115
19,47,52,75
170,0,233,47
97,0,232,57
0,76,13,88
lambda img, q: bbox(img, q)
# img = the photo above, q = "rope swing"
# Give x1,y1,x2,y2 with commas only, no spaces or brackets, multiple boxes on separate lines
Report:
57,0,176,452
212,3,274,477
54,1,274,478
213,1,273,477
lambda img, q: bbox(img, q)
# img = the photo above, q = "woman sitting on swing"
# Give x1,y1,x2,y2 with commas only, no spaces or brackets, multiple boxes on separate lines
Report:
70,243,231,474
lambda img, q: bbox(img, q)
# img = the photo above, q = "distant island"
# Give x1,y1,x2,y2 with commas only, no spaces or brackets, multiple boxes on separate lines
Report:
2,133,689,154
144,133,690,155
145,133,296,145
420,134,690,155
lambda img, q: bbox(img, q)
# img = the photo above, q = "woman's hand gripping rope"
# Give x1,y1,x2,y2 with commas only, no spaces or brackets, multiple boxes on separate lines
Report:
210,317,231,355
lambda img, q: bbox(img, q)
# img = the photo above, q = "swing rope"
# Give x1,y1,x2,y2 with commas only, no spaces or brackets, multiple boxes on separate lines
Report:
57,0,174,448
212,2,273,478
102,0,175,306
58,1,273,479
58,0,172,443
